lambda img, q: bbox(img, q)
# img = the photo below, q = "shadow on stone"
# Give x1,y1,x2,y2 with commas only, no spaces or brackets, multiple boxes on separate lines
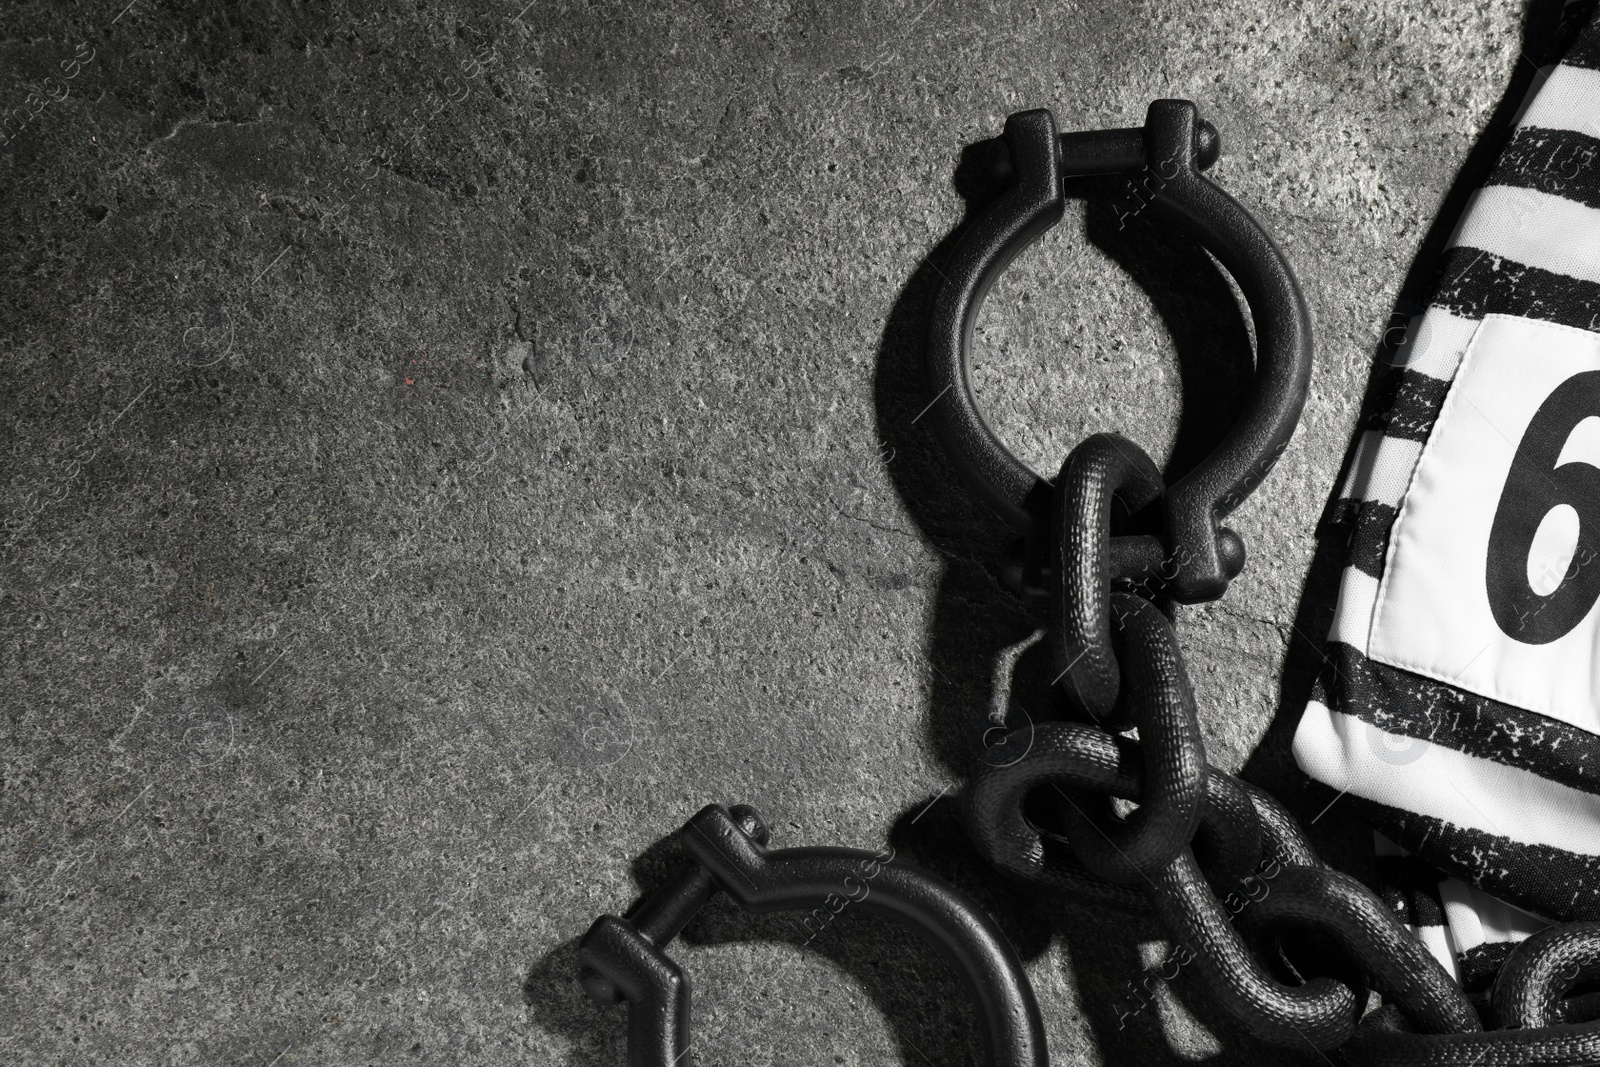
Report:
524,936,626,1067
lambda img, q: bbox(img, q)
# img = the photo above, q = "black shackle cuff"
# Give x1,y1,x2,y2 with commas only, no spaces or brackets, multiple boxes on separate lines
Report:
924,100,1312,603
577,803,1049,1067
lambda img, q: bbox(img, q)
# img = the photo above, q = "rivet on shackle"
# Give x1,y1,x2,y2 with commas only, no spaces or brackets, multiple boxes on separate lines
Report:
925,100,1312,604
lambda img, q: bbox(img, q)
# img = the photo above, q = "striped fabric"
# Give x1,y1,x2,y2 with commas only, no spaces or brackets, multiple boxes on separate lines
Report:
1291,12,1600,973
1370,833,1545,992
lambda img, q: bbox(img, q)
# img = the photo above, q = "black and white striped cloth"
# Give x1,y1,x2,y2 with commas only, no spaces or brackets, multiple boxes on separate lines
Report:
1292,8,1600,980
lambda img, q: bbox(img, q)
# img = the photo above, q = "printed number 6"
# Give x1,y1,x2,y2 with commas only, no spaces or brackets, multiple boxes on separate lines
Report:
1486,370,1600,643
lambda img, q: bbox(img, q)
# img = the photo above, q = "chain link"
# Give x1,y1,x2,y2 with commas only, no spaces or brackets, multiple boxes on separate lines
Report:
957,433,1600,1059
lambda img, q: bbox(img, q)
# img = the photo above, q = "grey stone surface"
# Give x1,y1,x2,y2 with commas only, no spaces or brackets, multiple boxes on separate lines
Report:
0,0,1546,1064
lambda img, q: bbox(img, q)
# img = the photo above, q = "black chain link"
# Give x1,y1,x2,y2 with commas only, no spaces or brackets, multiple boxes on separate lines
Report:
963,432,1600,1060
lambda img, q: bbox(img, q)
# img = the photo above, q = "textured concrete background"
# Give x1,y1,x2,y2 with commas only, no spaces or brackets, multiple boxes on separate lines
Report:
0,0,1560,1064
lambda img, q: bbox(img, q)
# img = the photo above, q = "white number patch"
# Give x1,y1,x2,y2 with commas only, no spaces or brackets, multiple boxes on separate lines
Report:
1369,314,1600,733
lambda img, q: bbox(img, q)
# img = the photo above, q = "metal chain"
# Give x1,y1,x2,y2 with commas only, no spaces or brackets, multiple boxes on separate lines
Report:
962,432,1600,1061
